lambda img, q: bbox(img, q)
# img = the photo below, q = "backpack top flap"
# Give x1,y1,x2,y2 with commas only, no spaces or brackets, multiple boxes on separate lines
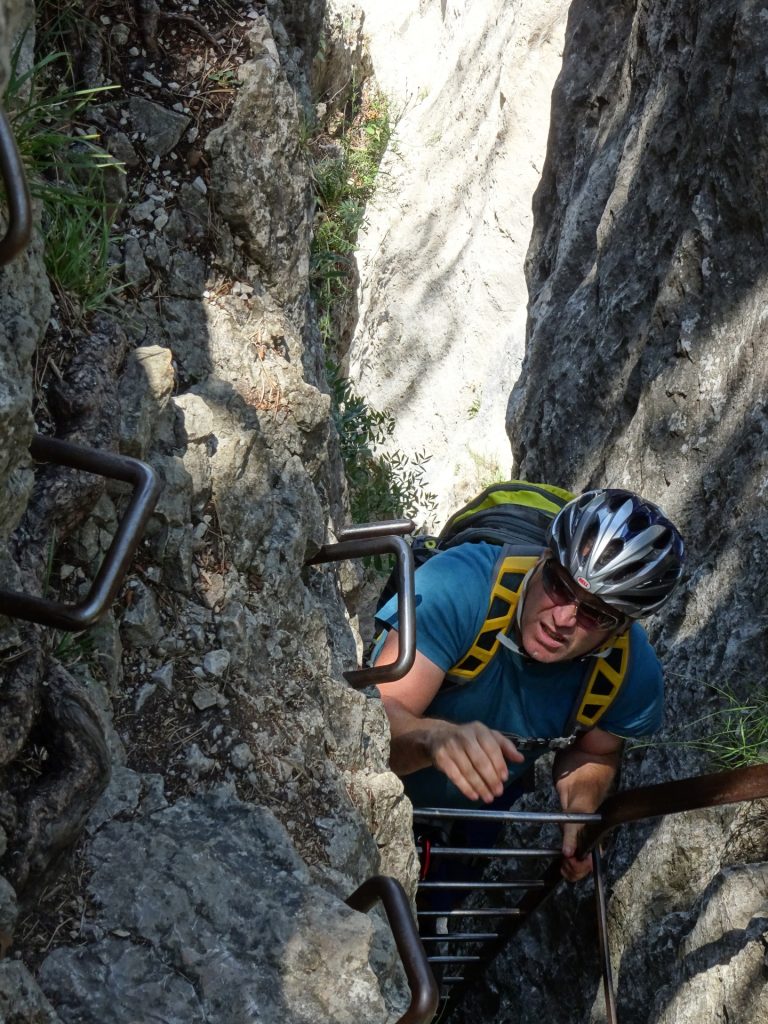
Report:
438,481,575,550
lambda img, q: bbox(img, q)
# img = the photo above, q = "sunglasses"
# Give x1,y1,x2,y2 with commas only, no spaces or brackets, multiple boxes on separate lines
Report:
540,559,625,631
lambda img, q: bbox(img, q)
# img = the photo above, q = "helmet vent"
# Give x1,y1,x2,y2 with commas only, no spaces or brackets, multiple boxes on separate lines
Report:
578,523,599,560
594,539,623,571
612,559,646,583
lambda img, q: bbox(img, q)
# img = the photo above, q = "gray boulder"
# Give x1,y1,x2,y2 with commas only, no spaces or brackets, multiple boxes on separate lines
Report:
39,790,390,1024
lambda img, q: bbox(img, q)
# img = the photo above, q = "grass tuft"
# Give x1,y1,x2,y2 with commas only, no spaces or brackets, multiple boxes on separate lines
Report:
2,35,123,321
697,686,768,769
631,683,768,770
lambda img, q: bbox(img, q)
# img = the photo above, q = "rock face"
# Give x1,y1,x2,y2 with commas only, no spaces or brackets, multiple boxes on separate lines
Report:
39,787,390,1024
0,2,416,1021
454,2,768,1023
4,0,766,1021
348,0,571,521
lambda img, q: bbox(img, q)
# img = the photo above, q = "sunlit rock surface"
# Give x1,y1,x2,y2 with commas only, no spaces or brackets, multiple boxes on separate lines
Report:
348,0,570,521
0,2,415,1020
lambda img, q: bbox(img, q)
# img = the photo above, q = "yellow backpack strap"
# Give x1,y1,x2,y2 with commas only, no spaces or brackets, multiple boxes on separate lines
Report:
571,631,631,730
446,553,538,684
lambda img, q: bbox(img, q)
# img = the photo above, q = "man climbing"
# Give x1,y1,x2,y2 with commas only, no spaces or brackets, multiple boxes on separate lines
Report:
374,487,685,881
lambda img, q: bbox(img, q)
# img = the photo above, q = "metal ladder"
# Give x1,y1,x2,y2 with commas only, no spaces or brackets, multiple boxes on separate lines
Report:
414,763,768,1022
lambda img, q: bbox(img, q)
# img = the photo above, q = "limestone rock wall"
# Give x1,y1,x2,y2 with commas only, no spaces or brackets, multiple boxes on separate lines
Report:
347,0,571,522
0,2,415,1022
459,2,768,1022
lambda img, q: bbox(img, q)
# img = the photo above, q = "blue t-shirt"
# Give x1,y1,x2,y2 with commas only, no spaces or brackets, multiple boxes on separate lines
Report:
376,542,664,808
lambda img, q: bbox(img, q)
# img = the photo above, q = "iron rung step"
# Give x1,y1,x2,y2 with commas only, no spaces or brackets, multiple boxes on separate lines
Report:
417,846,560,858
418,908,526,917
418,880,547,890
428,955,484,964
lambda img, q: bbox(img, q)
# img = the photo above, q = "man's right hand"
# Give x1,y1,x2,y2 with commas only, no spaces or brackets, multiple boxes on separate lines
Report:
375,634,525,800
426,721,525,803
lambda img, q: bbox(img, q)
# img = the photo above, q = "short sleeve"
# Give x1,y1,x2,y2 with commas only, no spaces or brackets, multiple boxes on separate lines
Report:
599,623,665,738
375,543,497,673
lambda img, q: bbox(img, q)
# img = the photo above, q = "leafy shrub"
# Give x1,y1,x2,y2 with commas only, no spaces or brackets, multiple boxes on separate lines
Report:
310,87,436,525
327,361,436,524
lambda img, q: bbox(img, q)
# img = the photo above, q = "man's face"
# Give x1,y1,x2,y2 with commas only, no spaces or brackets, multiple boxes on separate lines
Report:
519,556,626,663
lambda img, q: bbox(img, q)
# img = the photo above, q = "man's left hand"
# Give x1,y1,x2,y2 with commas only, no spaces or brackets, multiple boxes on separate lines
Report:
560,822,593,881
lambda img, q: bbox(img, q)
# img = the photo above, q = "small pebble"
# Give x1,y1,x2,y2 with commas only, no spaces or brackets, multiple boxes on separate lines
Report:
192,688,219,711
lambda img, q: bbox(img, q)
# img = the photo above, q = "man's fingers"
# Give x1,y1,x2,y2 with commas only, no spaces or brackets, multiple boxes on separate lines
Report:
560,821,592,881
430,723,512,803
494,732,526,764
561,821,581,858
561,851,593,882
435,739,501,803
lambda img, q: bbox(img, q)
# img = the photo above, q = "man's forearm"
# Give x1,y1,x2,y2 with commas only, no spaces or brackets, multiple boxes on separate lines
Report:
380,696,450,775
553,748,620,814
379,695,525,802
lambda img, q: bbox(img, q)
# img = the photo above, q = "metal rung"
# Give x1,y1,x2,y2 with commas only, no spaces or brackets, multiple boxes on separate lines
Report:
306,520,415,686
417,845,561,858
419,880,547,890
418,908,525,918
421,933,499,943
0,436,161,630
414,807,601,824
0,104,32,265
428,955,484,964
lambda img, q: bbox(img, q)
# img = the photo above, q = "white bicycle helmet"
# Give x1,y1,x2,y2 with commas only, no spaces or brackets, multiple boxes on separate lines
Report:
547,489,685,617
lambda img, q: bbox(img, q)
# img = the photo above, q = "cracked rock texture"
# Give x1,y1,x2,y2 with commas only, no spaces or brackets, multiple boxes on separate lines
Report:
451,2,768,1023
3,1,767,1022
0,2,414,1021
39,788,391,1024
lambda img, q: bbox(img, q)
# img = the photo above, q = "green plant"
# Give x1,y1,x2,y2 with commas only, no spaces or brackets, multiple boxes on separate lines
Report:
42,178,118,316
308,85,432,526
310,87,394,347
466,449,506,489
694,686,768,769
54,629,96,667
328,361,437,525
3,37,123,320
631,684,768,770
